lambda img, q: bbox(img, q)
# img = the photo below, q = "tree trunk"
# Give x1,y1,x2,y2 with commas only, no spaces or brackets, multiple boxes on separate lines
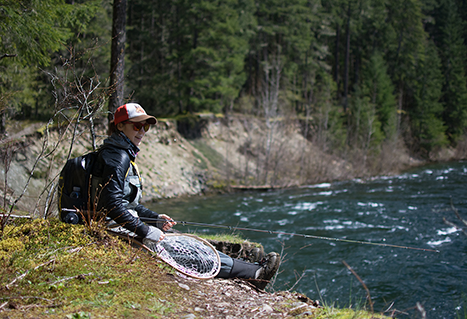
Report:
343,2,352,113
109,0,127,119
334,22,340,91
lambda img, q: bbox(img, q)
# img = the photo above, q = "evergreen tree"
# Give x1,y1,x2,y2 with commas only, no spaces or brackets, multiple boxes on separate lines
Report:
359,52,397,141
411,39,447,155
384,0,426,134
126,0,254,116
245,0,327,115
435,0,467,142
0,0,100,126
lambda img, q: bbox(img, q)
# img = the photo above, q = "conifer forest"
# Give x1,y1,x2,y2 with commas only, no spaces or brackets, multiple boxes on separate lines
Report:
1,0,467,161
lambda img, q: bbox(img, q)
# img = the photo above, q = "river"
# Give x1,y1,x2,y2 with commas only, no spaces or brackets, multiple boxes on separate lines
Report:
148,161,467,318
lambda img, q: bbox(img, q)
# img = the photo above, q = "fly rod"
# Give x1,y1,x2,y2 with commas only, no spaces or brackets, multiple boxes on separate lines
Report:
140,217,440,253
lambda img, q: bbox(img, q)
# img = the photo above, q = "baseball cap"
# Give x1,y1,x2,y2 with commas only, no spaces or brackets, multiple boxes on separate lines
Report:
113,103,157,125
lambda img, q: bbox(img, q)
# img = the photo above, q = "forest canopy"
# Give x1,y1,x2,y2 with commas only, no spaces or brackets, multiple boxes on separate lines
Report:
1,0,467,159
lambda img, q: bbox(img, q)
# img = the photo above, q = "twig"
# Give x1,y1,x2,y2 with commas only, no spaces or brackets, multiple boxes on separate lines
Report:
5,258,55,290
342,260,374,313
48,272,93,286
0,54,17,60
450,199,467,228
4,244,88,289
269,241,285,289
313,272,325,306
0,214,31,219
287,269,307,292
443,217,467,236
1,296,57,303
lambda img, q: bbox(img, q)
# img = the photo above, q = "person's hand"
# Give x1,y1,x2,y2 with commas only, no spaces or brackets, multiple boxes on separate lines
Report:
143,225,165,248
159,214,176,231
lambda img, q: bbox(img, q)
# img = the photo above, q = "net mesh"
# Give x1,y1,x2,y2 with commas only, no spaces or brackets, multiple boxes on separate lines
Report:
107,226,220,279
146,234,221,279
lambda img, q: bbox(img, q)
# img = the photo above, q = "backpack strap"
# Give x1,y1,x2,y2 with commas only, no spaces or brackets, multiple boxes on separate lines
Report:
125,160,142,188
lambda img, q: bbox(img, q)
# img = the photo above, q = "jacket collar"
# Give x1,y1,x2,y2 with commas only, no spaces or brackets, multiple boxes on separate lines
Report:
103,132,140,159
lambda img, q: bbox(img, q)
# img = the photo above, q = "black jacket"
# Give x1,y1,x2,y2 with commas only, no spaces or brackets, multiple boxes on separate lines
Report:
96,132,159,237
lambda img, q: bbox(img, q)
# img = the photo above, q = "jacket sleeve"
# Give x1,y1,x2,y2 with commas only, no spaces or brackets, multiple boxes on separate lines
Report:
134,204,162,228
97,148,149,237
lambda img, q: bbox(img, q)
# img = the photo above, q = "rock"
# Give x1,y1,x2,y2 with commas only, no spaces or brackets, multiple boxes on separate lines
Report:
178,283,190,290
261,304,274,313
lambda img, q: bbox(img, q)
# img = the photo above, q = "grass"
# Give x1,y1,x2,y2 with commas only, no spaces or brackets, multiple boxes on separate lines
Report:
0,217,391,318
188,139,225,169
0,218,181,318
194,232,261,246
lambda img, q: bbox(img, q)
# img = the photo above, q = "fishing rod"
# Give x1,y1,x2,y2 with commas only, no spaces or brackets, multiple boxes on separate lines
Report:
140,217,440,253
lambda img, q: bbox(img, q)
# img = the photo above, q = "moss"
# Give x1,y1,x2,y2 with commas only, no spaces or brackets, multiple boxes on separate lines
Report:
0,218,186,318
0,237,25,260
191,150,208,170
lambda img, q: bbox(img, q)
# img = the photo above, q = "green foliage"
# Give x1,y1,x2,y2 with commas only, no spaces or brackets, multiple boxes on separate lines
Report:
348,94,384,153
1,0,70,67
435,0,467,143
0,0,103,121
126,0,254,116
359,52,397,141
311,71,347,154
3,0,467,159
189,139,225,169
410,39,448,155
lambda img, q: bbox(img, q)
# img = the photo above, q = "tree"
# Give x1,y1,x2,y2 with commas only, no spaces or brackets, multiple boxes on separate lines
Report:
126,0,254,116
108,0,127,116
435,0,467,143
359,52,397,141
385,0,426,135
0,0,99,130
410,39,447,155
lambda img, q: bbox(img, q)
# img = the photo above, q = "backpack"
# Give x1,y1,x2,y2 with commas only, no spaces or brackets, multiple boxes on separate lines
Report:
58,150,104,224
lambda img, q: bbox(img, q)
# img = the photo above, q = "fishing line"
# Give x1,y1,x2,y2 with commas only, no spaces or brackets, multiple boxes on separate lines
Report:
140,217,440,253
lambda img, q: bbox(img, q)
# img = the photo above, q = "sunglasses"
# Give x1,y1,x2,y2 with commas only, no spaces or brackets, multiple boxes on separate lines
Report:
123,121,151,132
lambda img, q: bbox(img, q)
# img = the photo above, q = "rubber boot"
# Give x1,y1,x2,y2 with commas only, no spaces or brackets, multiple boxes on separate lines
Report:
216,252,260,279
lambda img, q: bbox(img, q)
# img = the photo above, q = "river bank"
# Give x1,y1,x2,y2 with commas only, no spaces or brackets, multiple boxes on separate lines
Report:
0,218,390,318
0,114,465,215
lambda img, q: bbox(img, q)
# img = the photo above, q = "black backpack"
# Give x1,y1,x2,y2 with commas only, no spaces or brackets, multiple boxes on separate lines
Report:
58,150,104,224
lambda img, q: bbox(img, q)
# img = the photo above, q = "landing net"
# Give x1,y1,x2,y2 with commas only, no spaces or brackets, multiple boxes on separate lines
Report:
147,233,221,279
108,226,220,279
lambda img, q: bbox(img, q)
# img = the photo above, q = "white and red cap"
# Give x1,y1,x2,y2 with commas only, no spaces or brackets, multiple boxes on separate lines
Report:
113,103,157,125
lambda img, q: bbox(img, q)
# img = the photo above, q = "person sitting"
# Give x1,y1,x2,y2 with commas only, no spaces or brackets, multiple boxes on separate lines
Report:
96,102,280,289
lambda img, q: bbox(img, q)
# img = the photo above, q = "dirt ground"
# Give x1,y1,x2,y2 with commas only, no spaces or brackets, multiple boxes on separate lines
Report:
161,272,321,318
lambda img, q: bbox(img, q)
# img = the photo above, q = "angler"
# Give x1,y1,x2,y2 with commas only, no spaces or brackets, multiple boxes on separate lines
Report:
59,103,281,289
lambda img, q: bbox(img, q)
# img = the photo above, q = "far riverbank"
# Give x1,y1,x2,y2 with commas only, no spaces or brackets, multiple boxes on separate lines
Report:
1,114,466,215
